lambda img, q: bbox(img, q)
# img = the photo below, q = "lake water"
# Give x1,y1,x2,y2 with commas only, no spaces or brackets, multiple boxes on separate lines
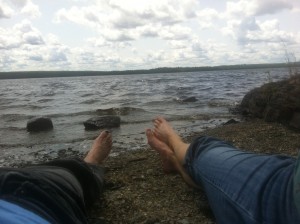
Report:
0,68,289,166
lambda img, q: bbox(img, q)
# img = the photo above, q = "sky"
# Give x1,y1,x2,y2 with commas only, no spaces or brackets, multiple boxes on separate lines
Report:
0,0,300,71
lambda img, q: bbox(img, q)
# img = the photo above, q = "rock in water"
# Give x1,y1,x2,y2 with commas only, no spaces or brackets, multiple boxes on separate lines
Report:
27,117,53,132
84,116,121,130
240,74,300,130
182,97,197,102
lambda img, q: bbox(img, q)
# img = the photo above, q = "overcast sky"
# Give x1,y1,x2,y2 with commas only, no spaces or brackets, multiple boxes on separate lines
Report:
0,0,300,71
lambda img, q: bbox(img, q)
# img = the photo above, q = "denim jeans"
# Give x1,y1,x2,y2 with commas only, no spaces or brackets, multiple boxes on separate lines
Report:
184,136,300,224
0,158,104,224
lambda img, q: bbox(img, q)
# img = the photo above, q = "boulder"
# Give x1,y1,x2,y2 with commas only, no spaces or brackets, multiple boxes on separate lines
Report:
27,117,53,132
84,115,121,130
176,96,198,103
182,97,197,102
240,74,300,129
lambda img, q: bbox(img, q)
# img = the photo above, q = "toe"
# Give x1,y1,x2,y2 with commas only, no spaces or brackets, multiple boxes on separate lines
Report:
156,116,165,123
98,130,110,139
146,129,154,141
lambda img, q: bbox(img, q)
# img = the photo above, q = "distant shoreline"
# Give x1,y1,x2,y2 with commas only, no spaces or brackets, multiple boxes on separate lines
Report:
0,62,298,79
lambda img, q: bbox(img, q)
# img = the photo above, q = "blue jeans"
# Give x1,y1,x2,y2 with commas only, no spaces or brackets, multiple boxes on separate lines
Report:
184,136,300,224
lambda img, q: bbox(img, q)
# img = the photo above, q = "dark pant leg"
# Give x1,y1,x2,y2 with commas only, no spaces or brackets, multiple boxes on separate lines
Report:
0,158,104,224
40,158,105,208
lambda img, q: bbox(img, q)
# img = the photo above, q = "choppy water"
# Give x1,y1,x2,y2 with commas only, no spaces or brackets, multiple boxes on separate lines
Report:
0,68,289,166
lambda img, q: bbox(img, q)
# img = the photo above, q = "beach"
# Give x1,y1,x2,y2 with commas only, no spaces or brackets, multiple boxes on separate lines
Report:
88,118,300,223
1,69,298,223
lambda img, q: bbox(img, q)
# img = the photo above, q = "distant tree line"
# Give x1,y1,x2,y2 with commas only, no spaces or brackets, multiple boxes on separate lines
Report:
0,62,299,79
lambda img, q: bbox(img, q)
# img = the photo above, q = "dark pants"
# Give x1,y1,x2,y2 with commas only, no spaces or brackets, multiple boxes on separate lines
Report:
0,158,104,224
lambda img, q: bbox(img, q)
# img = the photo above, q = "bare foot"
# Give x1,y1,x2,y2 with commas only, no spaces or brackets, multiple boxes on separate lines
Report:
146,129,176,173
146,128,199,188
153,117,190,164
84,131,112,165
153,116,178,145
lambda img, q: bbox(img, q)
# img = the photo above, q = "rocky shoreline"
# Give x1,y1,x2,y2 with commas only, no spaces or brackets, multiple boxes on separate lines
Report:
4,74,300,223
87,118,300,224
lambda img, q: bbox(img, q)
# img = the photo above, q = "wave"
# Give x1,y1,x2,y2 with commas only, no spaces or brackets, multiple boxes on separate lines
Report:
174,96,198,103
80,93,95,97
96,107,146,116
81,99,99,104
0,113,31,121
37,99,54,103
0,104,44,110
50,110,96,118
0,107,147,122
42,81,73,90
0,126,26,131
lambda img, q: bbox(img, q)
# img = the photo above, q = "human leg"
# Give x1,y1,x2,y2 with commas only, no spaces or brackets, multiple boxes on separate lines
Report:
150,117,300,223
184,136,300,224
0,131,112,223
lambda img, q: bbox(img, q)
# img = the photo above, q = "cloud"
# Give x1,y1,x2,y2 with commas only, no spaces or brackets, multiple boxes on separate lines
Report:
1,1,300,71
138,25,160,38
106,0,187,25
9,0,28,8
54,0,199,44
20,1,41,18
48,48,68,62
111,12,144,29
221,0,298,49
182,0,198,18
9,20,44,48
0,27,22,49
0,19,72,71
168,40,187,49
101,29,137,42
23,31,44,45
225,0,294,18
54,6,102,27
255,0,293,16
0,0,40,19
196,8,220,29
144,50,167,65
159,25,192,40
0,2,14,18
29,54,43,61
223,16,296,46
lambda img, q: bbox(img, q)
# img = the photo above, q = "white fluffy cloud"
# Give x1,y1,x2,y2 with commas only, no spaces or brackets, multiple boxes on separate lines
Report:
20,0,41,18
222,0,298,52
0,0,300,71
0,3,13,18
0,0,40,19
54,0,198,43
225,0,293,18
